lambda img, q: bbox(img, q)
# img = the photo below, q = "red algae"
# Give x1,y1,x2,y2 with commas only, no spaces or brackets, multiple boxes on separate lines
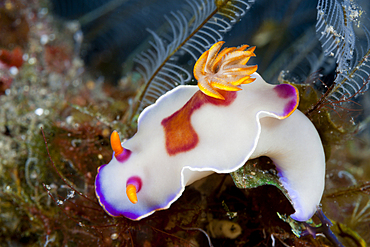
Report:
0,76,12,95
0,47,23,68
44,45,72,73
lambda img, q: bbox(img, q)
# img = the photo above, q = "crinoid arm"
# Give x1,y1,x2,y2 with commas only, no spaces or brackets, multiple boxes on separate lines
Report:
316,0,370,101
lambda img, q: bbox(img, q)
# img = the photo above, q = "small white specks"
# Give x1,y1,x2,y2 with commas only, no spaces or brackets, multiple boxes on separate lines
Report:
22,53,29,61
66,190,75,199
271,234,275,246
98,154,103,160
74,30,83,44
35,108,44,116
28,57,36,65
44,234,55,247
350,117,356,125
38,7,48,18
57,200,63,205
30,171,37,179
66,21,80,33
28,12,35,19
9,66,18,75
111,233,119,240
49,183,58,189
72,79,80,87
66,116,74,124
40,34,49,45
49,33,55,41
39,88,47,95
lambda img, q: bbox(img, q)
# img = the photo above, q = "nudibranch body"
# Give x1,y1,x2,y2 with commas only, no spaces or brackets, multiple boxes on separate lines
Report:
95,42,325,222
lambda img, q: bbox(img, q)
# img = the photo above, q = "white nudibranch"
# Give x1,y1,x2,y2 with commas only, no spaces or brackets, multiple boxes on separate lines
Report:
95,42,325,222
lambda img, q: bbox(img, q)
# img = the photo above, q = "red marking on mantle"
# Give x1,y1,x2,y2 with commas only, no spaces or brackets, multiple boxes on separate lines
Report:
161,90,236,156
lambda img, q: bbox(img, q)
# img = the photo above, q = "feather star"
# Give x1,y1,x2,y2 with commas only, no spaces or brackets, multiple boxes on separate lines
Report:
95,42,325,222
194,41,258,100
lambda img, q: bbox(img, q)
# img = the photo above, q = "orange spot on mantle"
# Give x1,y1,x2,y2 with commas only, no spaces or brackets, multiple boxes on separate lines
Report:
161,90,236,156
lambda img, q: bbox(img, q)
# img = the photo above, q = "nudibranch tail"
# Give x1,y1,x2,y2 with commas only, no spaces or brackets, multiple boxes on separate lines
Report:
252,110,325,221
194,41,257,99
111,130,124,156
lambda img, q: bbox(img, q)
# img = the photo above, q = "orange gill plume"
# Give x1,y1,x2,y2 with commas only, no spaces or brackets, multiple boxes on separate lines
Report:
193,41,258,100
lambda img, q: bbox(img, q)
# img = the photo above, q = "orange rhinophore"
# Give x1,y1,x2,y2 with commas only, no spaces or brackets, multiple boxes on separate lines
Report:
110,131,124,156
126,184,138,204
